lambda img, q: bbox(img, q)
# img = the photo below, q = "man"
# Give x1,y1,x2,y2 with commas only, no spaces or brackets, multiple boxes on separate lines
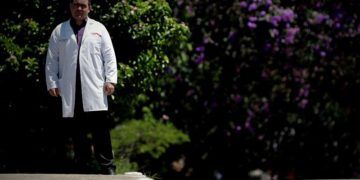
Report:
45,0,117,175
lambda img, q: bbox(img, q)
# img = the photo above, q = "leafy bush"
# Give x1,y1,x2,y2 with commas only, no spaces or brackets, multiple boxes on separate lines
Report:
0,0,190,174
111,106,190,173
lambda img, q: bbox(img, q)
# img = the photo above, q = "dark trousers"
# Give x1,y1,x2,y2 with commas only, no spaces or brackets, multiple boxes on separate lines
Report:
68,70,115,173
69,110,115,173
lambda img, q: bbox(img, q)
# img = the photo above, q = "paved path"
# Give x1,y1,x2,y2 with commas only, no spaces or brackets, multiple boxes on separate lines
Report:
0,172,153,180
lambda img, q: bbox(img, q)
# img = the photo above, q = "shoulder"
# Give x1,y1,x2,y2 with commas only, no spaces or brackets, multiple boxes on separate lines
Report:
88,18,108,32
51,20,70,35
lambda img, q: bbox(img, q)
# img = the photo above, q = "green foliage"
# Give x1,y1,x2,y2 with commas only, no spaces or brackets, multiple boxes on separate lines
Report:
111,106,190,172
0,0,191,92
99,0,190,92
0,0,190,176
113,157,139,174
94,0,191,125
0,17,47,81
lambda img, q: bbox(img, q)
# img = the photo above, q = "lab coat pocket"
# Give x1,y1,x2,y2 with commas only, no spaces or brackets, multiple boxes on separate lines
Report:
88,35,102,55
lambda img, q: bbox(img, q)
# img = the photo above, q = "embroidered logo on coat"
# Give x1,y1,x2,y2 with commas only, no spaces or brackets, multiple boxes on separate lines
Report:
91,32,102,37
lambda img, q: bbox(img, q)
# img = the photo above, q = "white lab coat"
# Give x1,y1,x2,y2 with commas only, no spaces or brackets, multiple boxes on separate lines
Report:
45,18,117,118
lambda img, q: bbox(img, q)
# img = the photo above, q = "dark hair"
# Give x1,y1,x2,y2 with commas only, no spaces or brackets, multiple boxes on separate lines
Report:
69,0,92,6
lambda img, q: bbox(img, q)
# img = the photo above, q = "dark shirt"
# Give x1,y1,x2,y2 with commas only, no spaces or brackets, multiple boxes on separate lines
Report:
70,18,87,114
70,18,87,47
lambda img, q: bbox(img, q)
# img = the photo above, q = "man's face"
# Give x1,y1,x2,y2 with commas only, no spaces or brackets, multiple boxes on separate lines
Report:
70,0,91,22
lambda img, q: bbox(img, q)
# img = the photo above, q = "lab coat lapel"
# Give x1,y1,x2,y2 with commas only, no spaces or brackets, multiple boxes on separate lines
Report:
81,18,94,45
61,20,77,43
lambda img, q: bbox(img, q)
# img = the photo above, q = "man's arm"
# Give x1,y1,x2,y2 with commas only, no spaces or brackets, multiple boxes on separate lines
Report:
101,26,118,85
45,28,60,96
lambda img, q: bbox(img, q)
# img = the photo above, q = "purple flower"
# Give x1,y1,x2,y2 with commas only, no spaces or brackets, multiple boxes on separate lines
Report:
261,102,269,112
228,30,238,42
320,51,326,57
247,109,255,119
210,19,216,27
280,9,295,22
231,94,242,103
248,3,257,11
249,16,258,22
245,121,251,128
203,36,213,44
263,43,272,53
236,125,242,132
270,15,281,27
315,13,329,24
195,45,205,52
335,22,341,29
285,27,300,44
186,89,194,97
195,53,205,64
258,135,264,140
313,44,320,51
269,28,279,38
334,11,344,20
261,69,269,79
266,0,272,5
239,1,248,8
260,11,266,17
296,84,310,101
245,120,254,133
316,2,323,8
303,84,310,97
177,0,184,6
298,99,308,109
247,21,257,29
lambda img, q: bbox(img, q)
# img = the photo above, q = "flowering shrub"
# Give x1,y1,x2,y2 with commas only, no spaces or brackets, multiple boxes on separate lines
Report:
152,0,360,178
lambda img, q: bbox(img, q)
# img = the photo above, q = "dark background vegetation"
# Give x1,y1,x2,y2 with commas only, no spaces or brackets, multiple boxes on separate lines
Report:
1,0,360,179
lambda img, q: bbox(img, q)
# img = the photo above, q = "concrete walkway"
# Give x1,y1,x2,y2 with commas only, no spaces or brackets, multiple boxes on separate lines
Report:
0,172,153,180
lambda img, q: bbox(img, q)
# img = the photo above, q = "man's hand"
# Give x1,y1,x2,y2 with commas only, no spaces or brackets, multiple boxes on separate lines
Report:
49,88,60,97
104,82,115,95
